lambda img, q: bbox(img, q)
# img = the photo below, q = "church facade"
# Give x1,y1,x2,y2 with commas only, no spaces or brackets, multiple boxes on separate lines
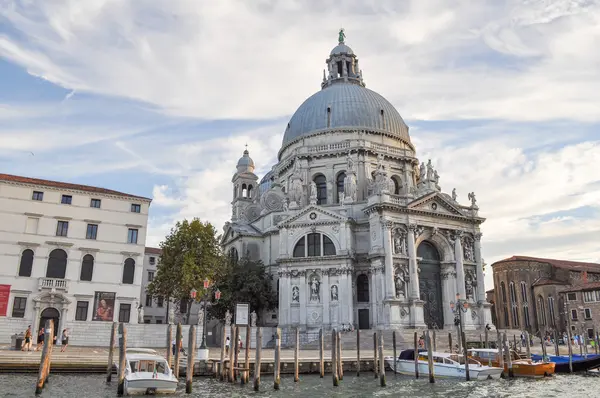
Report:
221,31,492,332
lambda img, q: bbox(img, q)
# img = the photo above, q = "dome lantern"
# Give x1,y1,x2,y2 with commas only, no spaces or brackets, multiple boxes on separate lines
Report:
322,29,364,89
236,146,255,173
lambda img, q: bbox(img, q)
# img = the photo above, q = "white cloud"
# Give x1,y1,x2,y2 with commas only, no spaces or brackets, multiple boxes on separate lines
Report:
1,0,599,122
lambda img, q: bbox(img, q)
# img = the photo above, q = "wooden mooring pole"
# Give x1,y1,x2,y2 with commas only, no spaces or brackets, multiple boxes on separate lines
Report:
427,330,435,383
185,325,196,394
233,326,239,382
219,326,226,381
356,329,361,377
35,320,53,395
332,329,339,387
337,330,343,381
244,325,251,385
106,322,117,382
525,331,531,359
228,326,234,382
253,327,262,391
379,332,386,387
448,332,453,353
117,323,127,396
432,329,437,352
497,331,504,378
462,331,470,381
373,332,378,378
414,332,419,379
274,328,281,390
166,324,173,369
319,329,324,378
504,332,512,378
568,330,573,373
392,331,397,375
294,327,300,382
174,323,182,379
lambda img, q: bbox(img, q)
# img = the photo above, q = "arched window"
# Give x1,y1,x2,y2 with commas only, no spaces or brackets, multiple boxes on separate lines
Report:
242,183,247,198
537,295,546,326
500,282,507,302
229,247,239,263
18,249,34,277
417,241,440,262
293,233,336,258
391,176,402,195
314,174,327,205
336,172,345,203
122,258,135,284
521,282,530,327
248,185,253,199
46,249,67,279
547,296,556,326
509,282,519,327
80,254,94,281
357,274,369,302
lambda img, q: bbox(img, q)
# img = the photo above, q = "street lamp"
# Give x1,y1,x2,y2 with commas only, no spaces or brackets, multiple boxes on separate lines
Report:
191,278,220,351
450,293,470,381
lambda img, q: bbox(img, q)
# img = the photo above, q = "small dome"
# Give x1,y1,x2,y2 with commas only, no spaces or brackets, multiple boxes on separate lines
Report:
330,43,354,55
236,149,255,173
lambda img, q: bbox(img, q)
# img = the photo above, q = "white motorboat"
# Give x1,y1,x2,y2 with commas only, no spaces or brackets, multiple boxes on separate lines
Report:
121,348,178,395
385,349,503,380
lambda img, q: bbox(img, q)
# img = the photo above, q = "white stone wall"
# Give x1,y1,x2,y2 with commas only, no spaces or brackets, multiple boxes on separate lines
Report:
0,178,150,329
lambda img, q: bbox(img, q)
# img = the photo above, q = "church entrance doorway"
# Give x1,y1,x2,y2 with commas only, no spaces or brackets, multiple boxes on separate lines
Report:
417,241,444,329
358,309,370,329
39,307,60,338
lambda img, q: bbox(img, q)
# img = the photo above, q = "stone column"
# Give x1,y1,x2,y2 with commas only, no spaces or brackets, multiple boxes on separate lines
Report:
474,233,486,303
407,225,420,299
454,232,467,299
382,220,395,299
322,270,330,328
370,268,378,327
59,307,67,338
346,269,354,327
300,273,307,328
32,303,41,335
441,263,457,329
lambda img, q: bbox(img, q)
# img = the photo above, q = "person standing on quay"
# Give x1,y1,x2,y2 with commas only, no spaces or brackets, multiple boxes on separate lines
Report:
35,327,44,351
21,325,32,351
225,336,230,355
60,329,69,352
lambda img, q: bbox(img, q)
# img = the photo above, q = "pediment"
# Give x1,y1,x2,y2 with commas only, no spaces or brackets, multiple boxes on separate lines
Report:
278,205,347,228
407,192,465,216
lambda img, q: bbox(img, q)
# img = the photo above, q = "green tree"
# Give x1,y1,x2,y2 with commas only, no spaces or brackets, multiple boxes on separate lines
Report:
209,257,277,324
146,218,226,323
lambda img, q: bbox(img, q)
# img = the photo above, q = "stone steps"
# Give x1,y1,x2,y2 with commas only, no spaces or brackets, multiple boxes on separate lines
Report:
300,328,523,351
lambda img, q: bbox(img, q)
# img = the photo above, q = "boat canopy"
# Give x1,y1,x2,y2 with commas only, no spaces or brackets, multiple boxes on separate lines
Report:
398,349,427,360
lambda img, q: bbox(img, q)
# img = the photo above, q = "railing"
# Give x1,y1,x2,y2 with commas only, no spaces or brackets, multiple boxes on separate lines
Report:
38,277,69,292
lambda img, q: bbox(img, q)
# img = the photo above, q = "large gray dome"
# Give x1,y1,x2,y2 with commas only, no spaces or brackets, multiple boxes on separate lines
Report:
281,83,410,147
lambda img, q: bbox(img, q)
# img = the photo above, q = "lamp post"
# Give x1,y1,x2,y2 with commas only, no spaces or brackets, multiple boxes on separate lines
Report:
450,293,470,381
190,278,221,353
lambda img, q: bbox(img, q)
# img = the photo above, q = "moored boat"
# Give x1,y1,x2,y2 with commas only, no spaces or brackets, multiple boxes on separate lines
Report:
469,348,555,378
531,353,600,373
384,349,503,380
120,348,178,395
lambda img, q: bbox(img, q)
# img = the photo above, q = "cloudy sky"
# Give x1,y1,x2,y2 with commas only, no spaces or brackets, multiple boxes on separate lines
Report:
1,0,599,289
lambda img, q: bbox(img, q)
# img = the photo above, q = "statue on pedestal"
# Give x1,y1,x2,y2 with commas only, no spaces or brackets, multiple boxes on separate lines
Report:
168,305,175,324
250,311,257,327
197,306,204,326
137,305,144,324
225,310,232,326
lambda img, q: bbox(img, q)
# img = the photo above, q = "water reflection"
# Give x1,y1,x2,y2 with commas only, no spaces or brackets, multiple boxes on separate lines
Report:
0,373,597,398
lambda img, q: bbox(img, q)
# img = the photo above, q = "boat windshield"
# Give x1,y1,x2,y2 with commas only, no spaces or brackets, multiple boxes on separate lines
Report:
448,354,482,366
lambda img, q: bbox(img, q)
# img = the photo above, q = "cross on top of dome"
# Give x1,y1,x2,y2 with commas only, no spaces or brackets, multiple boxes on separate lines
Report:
323,29,364,89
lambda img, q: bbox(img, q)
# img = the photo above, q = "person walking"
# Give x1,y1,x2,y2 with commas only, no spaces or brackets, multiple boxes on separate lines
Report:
60,329,69,352
22,325,32,351
35,328,45,351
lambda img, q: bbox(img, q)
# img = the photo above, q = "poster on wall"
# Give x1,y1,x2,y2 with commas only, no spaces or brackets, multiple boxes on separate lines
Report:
235,303,249,325
92,291,115,321
0,285,10,317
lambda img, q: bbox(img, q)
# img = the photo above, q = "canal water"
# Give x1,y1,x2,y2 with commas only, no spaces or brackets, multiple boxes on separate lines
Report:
0,373,597,397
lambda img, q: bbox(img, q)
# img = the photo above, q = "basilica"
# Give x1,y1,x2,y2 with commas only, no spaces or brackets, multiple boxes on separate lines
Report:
221,31,492,332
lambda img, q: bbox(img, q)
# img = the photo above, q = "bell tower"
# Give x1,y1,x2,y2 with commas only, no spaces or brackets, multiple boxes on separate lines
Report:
231,146,258,222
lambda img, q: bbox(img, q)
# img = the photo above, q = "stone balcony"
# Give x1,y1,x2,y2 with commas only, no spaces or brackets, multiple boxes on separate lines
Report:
38,277,70,293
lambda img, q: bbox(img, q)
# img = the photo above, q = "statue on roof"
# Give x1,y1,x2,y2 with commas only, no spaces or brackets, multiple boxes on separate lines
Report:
338,28,346,43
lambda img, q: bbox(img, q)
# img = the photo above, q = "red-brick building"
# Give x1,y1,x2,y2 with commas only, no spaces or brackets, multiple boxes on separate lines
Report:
492,256,600,335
